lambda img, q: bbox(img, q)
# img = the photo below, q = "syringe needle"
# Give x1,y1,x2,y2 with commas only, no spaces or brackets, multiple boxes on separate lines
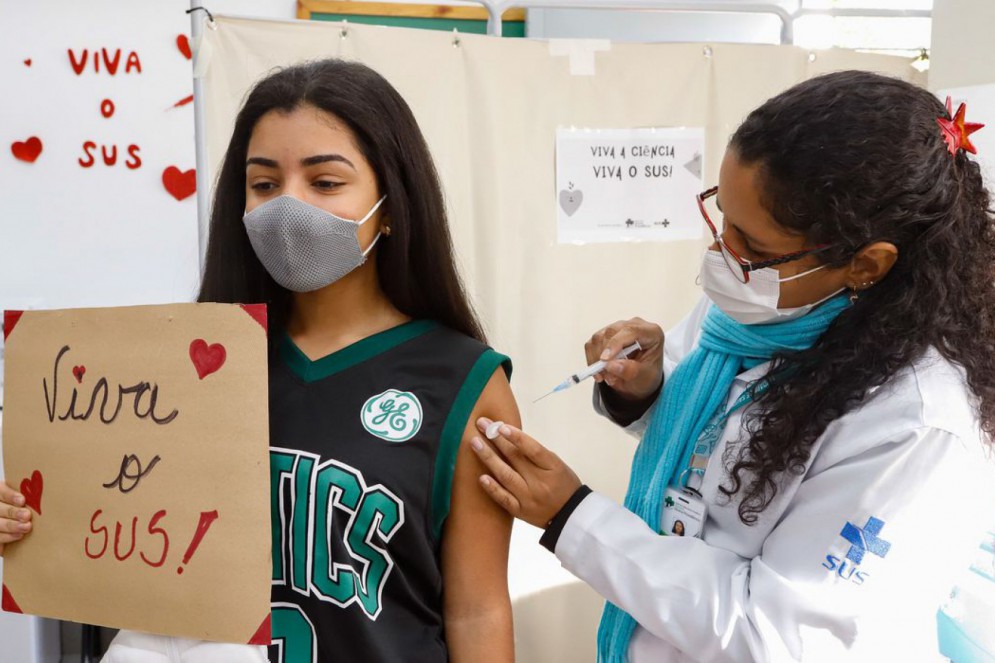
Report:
533,342,641,404
533,380,570,403
533,390,556,404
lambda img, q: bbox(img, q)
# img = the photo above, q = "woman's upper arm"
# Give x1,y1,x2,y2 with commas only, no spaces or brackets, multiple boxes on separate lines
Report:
441,367,520,612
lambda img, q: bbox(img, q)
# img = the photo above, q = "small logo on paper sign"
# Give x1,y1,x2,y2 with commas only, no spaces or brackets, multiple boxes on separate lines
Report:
362,390,423,442
683,152,702,179
559,182,584,217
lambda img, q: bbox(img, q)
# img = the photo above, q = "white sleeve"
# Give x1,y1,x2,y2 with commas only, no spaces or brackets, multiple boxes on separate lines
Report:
591,297,711,436
554,426,994,662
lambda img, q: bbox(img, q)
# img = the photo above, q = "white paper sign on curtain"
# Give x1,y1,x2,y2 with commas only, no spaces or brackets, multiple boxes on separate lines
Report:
555,127,705,244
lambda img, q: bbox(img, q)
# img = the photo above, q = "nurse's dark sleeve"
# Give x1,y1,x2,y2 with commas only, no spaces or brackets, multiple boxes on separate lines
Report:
539,485,593,552
598,380,662,427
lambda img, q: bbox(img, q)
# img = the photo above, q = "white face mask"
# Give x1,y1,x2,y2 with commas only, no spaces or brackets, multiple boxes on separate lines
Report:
698,249,842,325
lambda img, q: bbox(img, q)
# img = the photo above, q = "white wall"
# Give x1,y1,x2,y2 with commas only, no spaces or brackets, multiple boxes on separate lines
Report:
929,0,995,91
198,0,297,19
527,8,782,43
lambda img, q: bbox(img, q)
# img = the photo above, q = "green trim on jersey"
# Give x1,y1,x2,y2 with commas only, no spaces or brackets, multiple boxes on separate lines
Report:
281,320,437,383
430,348,513,540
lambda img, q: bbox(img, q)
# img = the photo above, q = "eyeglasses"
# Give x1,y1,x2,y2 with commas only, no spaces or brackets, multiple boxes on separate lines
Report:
696,186,831,283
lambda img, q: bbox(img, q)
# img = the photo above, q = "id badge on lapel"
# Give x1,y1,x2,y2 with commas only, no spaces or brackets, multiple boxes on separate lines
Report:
662,486,707,538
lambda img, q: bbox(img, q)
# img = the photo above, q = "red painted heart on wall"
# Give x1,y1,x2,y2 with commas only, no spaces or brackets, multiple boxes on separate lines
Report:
11,137,43,163
176,34,192,60
162,166,196,201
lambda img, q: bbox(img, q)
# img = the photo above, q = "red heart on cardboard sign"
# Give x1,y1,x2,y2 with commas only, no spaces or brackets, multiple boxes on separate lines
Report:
176,34,192,60
11,137,43,163
162,166,196,201
23,59,32,67
20,470,43,516
190,339,226,380
72,365,86,383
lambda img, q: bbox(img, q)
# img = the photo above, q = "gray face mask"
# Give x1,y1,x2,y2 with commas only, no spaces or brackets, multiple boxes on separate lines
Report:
243,194,387,293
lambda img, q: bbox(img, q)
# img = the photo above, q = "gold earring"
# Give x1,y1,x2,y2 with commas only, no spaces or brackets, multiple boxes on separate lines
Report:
382,226,392,237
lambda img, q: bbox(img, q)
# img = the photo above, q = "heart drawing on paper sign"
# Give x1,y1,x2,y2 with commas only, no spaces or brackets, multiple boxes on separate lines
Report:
190,339,226,380
20,471,43,516
11,137,43,163
162,166,196,201
559,188,584,217
72,365,86,383
23,59,32,67
176,34,192,60
683,152,702,180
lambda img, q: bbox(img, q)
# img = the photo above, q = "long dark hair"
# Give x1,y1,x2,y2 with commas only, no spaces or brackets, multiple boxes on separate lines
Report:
198,59,486,343
724,70,995,523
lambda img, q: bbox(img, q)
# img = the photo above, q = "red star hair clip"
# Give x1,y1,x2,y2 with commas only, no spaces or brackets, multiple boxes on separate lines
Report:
936,96,985,156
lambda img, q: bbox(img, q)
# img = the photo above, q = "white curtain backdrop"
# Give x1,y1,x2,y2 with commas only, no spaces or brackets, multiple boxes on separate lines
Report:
199,18,924,660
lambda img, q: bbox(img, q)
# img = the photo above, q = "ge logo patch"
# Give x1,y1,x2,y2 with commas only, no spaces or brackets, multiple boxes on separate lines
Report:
361,390,423,442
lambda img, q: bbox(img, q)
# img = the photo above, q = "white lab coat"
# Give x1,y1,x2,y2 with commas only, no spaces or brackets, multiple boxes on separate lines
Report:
556,296,995,662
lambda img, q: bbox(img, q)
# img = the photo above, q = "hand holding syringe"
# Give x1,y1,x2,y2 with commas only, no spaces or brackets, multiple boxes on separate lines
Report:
534,342,642,403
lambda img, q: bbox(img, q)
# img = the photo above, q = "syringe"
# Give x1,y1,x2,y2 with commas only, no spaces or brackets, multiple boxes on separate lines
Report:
534,341,642,403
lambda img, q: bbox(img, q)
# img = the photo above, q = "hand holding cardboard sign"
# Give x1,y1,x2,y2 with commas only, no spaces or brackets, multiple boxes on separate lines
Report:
0,480,33,555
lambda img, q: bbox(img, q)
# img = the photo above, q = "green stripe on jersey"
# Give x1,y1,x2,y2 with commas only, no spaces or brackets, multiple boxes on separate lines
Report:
280,320,437,383
430,349,513,540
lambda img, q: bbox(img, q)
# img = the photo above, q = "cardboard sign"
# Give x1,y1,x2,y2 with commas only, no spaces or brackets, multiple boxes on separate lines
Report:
0,303,271,645
556,127,705,244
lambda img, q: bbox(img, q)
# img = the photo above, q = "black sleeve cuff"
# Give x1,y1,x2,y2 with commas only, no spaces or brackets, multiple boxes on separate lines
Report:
539,485,594,553
599,379,662,427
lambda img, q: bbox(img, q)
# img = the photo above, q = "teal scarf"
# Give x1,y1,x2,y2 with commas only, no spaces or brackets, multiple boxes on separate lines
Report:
597,296,849,662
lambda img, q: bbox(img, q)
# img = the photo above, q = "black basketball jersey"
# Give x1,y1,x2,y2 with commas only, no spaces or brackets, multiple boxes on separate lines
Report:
266,320,511,663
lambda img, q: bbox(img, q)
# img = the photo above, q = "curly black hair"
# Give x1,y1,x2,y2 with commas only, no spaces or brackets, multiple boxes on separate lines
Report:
722,70,995,524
